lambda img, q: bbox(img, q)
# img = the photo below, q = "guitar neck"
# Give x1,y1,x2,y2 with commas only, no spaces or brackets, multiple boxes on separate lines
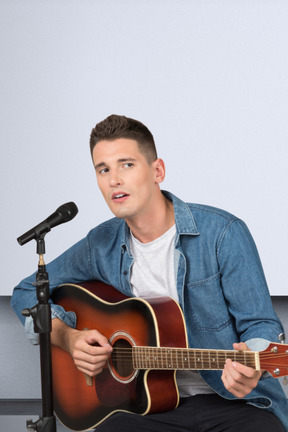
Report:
133,346,260,371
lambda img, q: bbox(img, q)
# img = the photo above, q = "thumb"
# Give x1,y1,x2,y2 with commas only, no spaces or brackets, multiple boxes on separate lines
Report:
85,329,112,349
233,342,249,352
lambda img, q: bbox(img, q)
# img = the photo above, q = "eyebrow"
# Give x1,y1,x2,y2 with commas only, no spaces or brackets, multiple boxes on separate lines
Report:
94,157,137,171
94,162,106,170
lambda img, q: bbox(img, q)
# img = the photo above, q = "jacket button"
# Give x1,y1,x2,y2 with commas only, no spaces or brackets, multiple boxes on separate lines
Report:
123,271,128,275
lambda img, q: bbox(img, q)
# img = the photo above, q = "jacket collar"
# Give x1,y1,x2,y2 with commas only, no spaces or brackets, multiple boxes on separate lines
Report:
120,190,199,251
162,190,200,236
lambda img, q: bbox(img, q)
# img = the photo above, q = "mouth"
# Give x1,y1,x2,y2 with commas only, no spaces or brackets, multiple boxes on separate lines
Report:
112,192,130,202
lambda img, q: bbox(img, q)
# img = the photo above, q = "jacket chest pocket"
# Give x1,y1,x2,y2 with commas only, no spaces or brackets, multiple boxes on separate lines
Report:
184,272,232,331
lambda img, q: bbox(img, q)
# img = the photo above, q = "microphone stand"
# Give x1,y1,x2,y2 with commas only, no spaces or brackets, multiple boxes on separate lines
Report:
22,235,57,432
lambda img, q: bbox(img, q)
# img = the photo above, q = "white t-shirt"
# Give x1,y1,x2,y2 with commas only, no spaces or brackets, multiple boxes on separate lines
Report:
129,225,214,397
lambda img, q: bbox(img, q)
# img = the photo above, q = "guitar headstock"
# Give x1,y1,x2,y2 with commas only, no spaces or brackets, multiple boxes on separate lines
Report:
259,343,288,378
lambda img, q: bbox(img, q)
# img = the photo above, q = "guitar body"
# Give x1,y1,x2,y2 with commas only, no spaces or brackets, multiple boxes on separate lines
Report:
51,281,188,431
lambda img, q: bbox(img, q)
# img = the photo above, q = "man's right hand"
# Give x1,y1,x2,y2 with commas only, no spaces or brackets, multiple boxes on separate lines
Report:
51,318,113,377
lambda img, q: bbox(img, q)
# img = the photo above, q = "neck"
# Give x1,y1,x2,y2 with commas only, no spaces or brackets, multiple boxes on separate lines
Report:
126,193,175,243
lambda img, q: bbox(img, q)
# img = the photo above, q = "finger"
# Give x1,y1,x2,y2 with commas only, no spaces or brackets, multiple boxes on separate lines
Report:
75,357,108,376
84,329,112,348
76,340,112,357
73,347,111,363
228,359,260,379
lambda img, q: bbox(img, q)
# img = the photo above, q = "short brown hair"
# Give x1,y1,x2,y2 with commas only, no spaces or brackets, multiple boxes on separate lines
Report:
90,115,157,163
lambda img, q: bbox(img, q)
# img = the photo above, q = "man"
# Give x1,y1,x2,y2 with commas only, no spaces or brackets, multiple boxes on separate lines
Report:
11,115,288,431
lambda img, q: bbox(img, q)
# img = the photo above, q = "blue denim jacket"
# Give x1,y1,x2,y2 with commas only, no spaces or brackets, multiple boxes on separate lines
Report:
11,191,288,430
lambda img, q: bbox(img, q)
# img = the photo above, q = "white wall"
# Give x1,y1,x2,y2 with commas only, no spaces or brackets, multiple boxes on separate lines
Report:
1,0,287,295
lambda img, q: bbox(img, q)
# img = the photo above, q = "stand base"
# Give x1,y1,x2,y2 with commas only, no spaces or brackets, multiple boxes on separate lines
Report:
26,416,56,432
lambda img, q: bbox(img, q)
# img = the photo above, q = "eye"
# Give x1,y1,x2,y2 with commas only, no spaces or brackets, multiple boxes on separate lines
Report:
98,167,109,175
123,162,134,168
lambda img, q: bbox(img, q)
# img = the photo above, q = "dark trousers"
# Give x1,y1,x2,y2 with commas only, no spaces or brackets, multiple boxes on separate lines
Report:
95,394,284,432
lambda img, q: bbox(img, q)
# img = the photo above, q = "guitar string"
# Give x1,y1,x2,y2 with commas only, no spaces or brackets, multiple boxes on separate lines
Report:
111,348,286,354
110,347,287,359
110,349,256,363
110,347,287,357
109,348,286,368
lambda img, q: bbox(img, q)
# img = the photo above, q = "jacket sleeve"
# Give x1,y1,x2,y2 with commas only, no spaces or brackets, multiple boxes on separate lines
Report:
217,219,284,343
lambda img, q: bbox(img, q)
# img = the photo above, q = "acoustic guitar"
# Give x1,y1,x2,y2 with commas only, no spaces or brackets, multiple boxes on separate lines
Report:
51,281,288,431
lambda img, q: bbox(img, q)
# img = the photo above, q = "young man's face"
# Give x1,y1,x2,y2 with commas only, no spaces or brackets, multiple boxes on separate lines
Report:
92,138,164,222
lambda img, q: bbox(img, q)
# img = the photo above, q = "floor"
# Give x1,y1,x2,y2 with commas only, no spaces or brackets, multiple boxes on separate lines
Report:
0,415,68,432
0,400,94,432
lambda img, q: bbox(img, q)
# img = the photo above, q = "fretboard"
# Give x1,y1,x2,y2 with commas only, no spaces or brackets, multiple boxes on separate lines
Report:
133,346,260,371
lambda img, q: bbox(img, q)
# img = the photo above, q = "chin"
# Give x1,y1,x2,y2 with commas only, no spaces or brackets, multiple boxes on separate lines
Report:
110,208,130,220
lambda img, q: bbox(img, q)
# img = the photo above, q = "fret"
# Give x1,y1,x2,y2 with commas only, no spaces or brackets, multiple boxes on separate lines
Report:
209,350,218,370
203,351,209,369
180,348,189,369
160,346,164,369
177,349,182,369
171,349,176,368
175,349,179,369
136,346,140,369
168,349,172,369
172,349,176,369
216,350,225,369
154,347,160,369
200,350,204,369
192,348,196,369
150,347,154,369
134,346,139,369
174,349,178,368
167,348,172,369
139,346,143,368
216,350,219,369
151,347,155,368
187,348,191,369
223,350,228,368
181,349,184,369
151,347,156,369
148,347,152,368
146,347,150,369
236,351,245,366
142,346,147,368
153,347,157,368
195,349,203,369
144,347,150,368
133,346,138,369
132,347,136,369
203,350,211,369
140,346,144,369
149,347,155,369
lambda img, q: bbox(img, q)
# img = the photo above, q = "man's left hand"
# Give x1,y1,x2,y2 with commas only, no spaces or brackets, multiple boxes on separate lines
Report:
221,342,262,398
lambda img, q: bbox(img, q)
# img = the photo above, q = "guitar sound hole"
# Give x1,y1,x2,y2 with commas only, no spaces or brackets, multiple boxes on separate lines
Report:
110,338,134,378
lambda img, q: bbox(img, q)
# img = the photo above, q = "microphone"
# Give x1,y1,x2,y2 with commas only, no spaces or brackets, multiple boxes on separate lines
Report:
17,202,78,246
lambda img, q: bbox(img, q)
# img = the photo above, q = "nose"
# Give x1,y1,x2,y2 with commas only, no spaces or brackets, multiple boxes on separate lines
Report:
110,172,123,187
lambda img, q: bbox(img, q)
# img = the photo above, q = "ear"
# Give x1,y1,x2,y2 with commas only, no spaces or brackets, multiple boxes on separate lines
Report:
152,158,166,184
